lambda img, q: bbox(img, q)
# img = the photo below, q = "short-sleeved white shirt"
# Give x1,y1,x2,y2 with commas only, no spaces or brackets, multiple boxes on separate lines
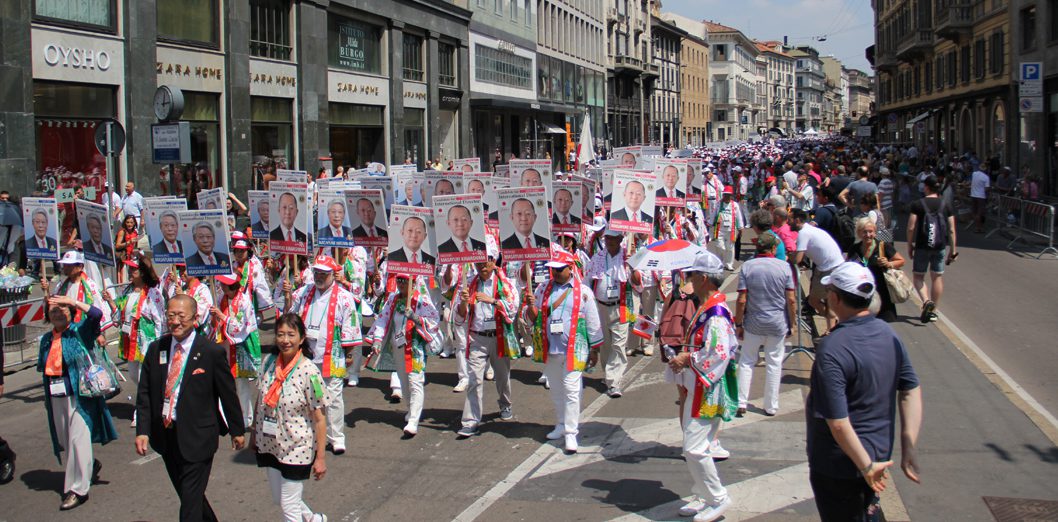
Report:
970,170,990,199
794,224,844,272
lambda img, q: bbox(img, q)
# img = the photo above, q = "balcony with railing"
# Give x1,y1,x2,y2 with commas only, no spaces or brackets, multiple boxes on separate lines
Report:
614,54,644,74
936,1,975,41
896,28,935,60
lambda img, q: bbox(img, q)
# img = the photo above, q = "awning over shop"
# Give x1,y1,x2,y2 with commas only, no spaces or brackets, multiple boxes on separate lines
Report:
538,122,566,134
905,111,932,128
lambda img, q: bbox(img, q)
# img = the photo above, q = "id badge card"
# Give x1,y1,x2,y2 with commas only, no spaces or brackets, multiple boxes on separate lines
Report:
305,324,321,341
159,351,169,365
48,376,68,397
261,415,279,437
533,273,547,284
549,317,564,334
162,397,171,415
393,328,407,346
605,278,620,300
121,320,132,334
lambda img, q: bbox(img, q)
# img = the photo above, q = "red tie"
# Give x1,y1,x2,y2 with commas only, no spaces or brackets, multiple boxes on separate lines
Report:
206,255,214,265
462,240,469,251
632,213,639,223
287,231,293,242
163,343,186,427
169,243,177,254
367,228,374,237
524,237,531,249
412,251,418,264
563,216,569,225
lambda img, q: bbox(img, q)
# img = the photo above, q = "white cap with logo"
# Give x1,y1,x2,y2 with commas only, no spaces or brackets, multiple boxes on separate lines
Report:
820,262,876,299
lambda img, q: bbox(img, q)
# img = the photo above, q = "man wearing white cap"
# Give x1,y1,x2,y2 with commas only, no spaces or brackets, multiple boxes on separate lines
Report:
666,251,737,521
42,251,114,335
454,239,520,437
525,248,603,453
282,255,362,454
807,262,922,520
586,229,642,398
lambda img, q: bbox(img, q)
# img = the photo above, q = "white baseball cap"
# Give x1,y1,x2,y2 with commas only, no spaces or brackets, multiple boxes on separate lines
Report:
820,262,876,299
588,216,608,232
58,250,85,265
685,251,723,274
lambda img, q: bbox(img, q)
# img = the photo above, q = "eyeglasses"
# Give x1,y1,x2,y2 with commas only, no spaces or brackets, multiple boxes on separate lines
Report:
165,312,193,321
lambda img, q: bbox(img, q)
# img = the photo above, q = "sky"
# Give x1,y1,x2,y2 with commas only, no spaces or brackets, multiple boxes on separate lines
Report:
662,0,875,73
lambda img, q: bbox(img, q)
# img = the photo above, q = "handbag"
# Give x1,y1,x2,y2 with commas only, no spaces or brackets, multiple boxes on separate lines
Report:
76,347,122,400
884,267,913,303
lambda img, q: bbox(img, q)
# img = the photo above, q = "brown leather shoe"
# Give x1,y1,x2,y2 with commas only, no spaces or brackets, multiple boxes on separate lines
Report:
736,408,747,418
60,492,88,510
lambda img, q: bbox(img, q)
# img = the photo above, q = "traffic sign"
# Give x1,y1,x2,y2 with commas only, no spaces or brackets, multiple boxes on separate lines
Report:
1019,62,1043,97
94,118,125,156
1020,97,1043,113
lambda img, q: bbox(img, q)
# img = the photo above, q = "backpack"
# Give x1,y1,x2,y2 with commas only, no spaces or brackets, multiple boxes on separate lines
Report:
920,198,948,249
658,292,699,349
832,207,858,252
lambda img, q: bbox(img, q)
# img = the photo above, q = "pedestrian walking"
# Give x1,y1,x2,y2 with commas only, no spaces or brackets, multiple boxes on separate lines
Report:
906,175,957,323
585,229,642,397
847,217,905,322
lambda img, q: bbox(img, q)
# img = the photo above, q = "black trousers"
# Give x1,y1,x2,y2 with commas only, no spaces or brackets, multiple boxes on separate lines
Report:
809,470,882,522
161,428,218,522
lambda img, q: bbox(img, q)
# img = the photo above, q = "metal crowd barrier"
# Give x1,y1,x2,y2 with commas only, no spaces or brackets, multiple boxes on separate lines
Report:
985,194,1058,259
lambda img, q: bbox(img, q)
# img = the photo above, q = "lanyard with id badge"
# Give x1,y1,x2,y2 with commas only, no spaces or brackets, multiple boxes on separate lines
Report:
476,279,496,330
49,376,69,397
549,289,573,335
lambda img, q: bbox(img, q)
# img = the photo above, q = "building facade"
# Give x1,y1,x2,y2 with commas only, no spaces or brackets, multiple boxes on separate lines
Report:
536,0,607,168
606,0,656,147
649,14,684,148
873,0,1012,165
821,56,849,132
1010,0,1058,194
663,13,710,147
847,68,875,120
5,0,473,200
756,41,796,136
704,21,760,141
790,46,826,132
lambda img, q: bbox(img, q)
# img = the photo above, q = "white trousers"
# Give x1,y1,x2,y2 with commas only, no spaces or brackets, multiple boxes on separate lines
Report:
452,325,469,382
543,355,582,436
708,232,736,267
347,348,363,382
390,372,401,392
461,333,512,428
315,367,345,447
737,332,786,413
49,395,93,496
392,346,425,431
236,377,256,427
597,302,629,388
682,399,728,503
266,467,315,522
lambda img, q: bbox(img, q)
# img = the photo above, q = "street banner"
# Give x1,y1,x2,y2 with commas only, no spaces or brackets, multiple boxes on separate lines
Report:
497,186,551,262
268,181,311,255
359,176,394,215
609,169,656,234
613,146,642,169
433,194,487,265
146,198,188,264
494,164,510,179
276,169,308,183
22,197,59,261
394,171,422,206
345,189,388,248
452,157,480,173
387,204,436,277
248,190,270,239
552,182,583,234
654,158,687,207
424,171,463,206
197,187,225,211
76,199,115,266
316,189,355,248
178,209,232,277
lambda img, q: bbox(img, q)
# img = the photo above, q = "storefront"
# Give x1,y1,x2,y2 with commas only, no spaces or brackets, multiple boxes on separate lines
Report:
438,87,462,164
327,13,388,170
469,31,537,164
536,53,605,168
403,82,428,168
250,59,298,187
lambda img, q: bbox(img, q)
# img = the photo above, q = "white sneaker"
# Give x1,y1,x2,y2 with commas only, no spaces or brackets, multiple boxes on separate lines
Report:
345,378,358,387
693,497,731,522
563,434,578,453
710,440,730,460
452,380,468,393
678,497,706,517
643,345,655,356
485,367,495,381
546,426,564,440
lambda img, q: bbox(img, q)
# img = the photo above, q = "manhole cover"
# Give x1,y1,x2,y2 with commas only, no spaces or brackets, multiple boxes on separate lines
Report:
983,496,1058,522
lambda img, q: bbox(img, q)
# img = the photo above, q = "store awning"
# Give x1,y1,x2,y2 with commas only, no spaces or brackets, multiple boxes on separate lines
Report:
539,122,567,134
905,111,931,128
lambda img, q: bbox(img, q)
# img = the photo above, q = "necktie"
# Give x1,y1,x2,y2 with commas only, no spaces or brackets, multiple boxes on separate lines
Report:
412,251,418,264
287,230,293,242
632,213,639,223
524,237,531,249
169,243,177,254
163,343,186,427
563,216,569,225
207,254,215,265
462,240,469,252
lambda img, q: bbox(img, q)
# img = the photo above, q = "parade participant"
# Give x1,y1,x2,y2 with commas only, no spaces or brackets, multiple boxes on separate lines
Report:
708,187,746,271
733,233,795,417
253,314,328,522
525,248,603,453
454,239,520,437
786,171,815,211
42,251,114,335
211,273,262,428
585,229,642,398
368,274,440,438
135,294,246,522
114,215,139,283
231,232,274,312
807,262,922,520
38,294,116,511
283,255,361,453
117,254,166,427
162,262,214,335
666,251,737,521
339,246,370,387
702,166,724,226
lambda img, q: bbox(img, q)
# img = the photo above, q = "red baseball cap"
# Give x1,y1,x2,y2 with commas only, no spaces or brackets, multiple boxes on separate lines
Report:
215,273,240,286
311,255,340,273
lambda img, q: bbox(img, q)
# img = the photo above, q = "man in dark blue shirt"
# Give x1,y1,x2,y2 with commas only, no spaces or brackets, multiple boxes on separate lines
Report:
806,262,923,521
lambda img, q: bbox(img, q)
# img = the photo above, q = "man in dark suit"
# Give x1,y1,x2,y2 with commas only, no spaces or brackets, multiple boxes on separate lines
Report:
437,205,486,254
610,180,654,224
151,211,182,257
135,294,245,522
316,199,353,239
655,165,686,199
500,198,550,250
185,222,231,268
269,192,308,243
350,198,388,239
387,216,436,265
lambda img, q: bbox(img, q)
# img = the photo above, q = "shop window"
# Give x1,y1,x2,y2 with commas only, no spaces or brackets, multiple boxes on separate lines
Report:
403,109,426,169
475,44,533,89
158,0,219,47
180,91,222,192
329,104,385,169
1051,0,1058,42
329,15,383,75
960,45,971,83
250,0,292,61
439,43,457,87
538,56,551,99
34,0,115,31
251,97,293,186
403,34,425,82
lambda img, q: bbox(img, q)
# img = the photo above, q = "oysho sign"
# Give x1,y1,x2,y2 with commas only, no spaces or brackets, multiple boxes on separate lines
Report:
42,43,111,71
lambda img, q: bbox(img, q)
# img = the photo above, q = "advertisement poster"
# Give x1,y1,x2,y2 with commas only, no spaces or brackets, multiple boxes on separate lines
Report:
609,169,656,234
146,198,188,264
386,205,436,277
22,197,59,261
497,186,550,262
345,189,388,248
76,200,115,266
268,181,311,255
248,190,270,239
432,194,487,265
653,159,687,207
423,171,463,206
551,182,583,234
178,209,232,276
316,189,355,248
